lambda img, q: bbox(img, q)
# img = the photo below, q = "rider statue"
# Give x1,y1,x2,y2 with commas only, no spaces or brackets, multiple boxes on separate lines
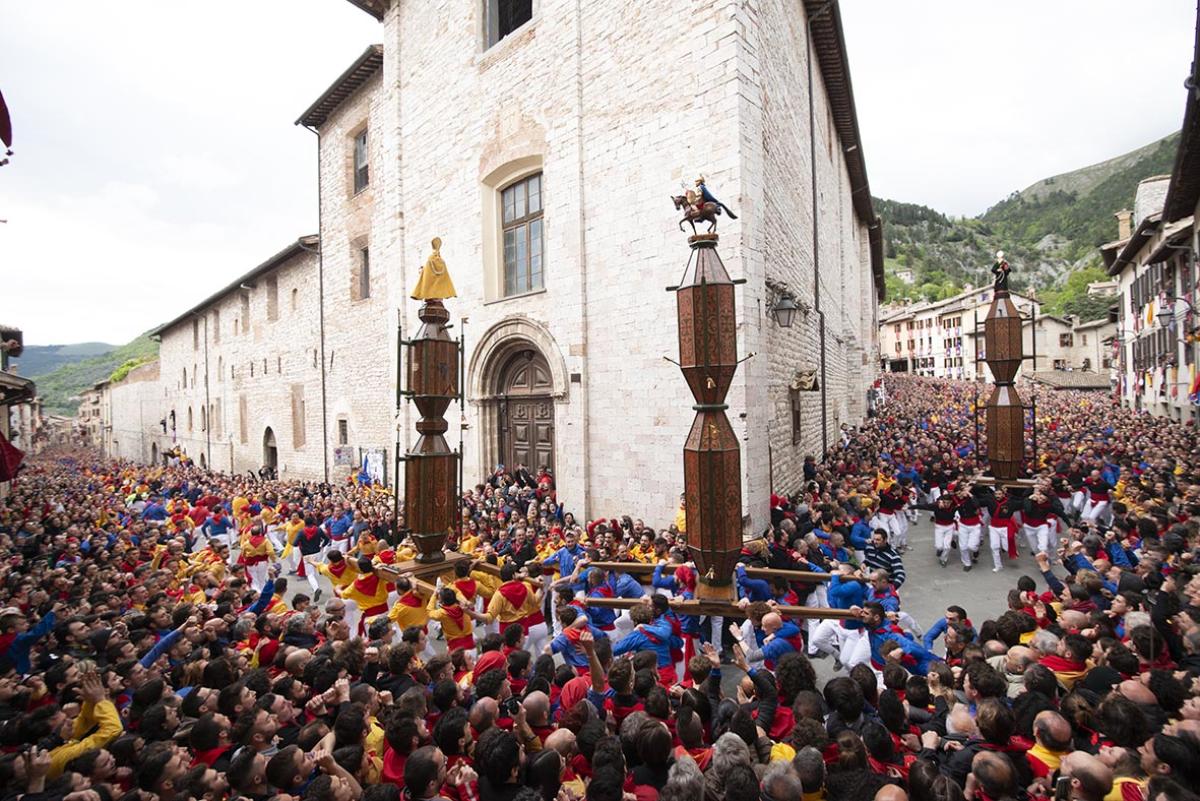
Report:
691,175,738,219
991,250,1010,293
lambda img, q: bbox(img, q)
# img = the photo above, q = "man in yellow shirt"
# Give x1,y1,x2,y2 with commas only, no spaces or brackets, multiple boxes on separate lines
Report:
386,576,433,639
427,585,487,653
344,558,394,637
309,550,360,599
49,671,123,779
483,562,548,655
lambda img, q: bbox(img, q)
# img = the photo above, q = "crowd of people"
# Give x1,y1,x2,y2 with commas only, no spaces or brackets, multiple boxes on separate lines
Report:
0,374,1198,801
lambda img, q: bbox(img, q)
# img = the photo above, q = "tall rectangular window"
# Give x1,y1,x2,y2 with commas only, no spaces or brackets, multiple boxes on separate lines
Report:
486,0,533,48
353,247,371,300
241,292,251,336
502,173,543,296
360,248,369,298
1059,333,1073,347
790,388,801,445
192,319,199,350
266,276,279,321
212,310,220,344
238,395,248,444
291,385,306,448
353,129,369,193
338,419,349,445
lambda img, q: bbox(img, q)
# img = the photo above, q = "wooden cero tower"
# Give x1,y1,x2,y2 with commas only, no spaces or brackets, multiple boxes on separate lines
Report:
982,289,1026,480
672,233,743,593
403,298,460,562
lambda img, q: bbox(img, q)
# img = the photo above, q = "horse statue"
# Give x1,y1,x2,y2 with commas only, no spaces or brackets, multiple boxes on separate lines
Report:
672,192,722,234
671,178,738,235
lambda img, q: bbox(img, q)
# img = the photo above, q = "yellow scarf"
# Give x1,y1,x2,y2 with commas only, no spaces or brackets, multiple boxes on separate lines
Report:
1028,742,1064,775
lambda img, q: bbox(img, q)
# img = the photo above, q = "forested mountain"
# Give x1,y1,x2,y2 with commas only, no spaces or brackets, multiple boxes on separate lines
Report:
880,132,1180,316
14,335,159,416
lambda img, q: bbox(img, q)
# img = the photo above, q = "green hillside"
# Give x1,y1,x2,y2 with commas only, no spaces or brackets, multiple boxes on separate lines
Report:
13,342,115,376
881,131,1180,309
28,334,159,416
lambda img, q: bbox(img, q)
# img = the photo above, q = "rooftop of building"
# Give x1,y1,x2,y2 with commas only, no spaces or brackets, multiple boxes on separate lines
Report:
1074,317,1115,331
295,45,383,129
880,287,1037,324
149,235,319,338
1164,10,1200,222
1029,370,1112,390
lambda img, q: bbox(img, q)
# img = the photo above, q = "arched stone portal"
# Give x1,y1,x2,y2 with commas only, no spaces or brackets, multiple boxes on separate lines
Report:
469,316,568,476
263,427,278,470
496,349,555,471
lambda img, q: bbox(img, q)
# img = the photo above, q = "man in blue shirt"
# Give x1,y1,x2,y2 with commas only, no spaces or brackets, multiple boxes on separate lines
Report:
922,605,973,652
808,563,867,670
863,602,941,674
607,567,645,639
731,611,805,670
542,530,587,592
612,604,676,684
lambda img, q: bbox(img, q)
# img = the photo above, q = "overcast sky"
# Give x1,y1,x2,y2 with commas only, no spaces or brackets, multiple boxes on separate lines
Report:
2,1,1196,346
840,0,1196,217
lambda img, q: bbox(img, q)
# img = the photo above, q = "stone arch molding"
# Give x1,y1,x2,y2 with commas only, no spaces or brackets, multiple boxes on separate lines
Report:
469,316,569,402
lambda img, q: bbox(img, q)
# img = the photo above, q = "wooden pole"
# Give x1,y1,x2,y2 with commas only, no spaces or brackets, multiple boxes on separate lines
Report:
579,595,857,620
584,560,831,583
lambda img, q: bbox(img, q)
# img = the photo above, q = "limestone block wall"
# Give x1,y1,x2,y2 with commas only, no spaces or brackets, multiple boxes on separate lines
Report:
316,70,399,487
742,0,879,516
152,246,324,478
107,362,163,463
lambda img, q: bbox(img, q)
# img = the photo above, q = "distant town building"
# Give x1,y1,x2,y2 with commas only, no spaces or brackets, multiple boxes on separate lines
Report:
879,286,1040,379
1086,280,1118,297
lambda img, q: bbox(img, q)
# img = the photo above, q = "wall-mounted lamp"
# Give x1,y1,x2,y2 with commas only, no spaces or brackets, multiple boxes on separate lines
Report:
770,292,799,328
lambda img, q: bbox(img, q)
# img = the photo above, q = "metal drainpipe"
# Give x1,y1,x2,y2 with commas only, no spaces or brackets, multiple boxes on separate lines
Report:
807,0,835,457
301,125,330,484
574,0,591,514
200,312,212,468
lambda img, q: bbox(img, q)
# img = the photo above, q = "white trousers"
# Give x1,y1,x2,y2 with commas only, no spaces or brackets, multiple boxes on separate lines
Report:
1082,498,1110,525
1071,491,1087,515
934,523,957,553
343,599,362,639
525,622,549,658
247,562,270,592
871,512,904,546
1024,523,1051,555
957,524,982,565
988,526,1009,570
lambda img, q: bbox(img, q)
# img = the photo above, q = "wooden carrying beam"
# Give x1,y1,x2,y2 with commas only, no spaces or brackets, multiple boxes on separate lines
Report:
580,595,858,620
584,561,831,584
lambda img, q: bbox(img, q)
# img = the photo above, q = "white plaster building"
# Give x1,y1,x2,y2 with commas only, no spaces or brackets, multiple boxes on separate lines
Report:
140,237,325,477
303,0,883,530
109,0,884,531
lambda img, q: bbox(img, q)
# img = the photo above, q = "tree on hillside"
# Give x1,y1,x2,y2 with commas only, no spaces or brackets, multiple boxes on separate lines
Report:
1044,265,1109,316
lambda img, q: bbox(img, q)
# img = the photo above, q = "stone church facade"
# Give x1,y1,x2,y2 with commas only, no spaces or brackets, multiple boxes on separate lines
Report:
105,0,883,533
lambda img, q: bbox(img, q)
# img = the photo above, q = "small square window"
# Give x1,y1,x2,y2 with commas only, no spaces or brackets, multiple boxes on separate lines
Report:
485,0,533,48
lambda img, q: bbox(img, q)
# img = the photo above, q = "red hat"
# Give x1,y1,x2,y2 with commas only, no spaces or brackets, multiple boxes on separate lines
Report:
474,650,506,679
674,565,697,593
